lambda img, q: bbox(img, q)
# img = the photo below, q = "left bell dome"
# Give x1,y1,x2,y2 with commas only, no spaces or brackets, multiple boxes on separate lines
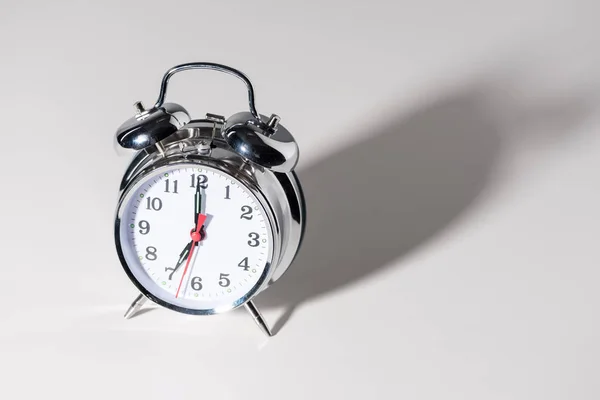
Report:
115,102,191,150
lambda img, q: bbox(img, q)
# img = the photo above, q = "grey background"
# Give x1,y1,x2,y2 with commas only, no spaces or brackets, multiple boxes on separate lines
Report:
0,1,599,399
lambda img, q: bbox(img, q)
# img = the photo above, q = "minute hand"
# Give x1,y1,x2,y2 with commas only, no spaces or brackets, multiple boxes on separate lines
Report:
194,178,203,224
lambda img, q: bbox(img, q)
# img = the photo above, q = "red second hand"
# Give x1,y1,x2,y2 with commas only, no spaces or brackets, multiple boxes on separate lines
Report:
175,214,207,298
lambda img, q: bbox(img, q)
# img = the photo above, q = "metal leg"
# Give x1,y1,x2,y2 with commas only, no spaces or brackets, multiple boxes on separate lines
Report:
244,300,273,337
124,293,148,319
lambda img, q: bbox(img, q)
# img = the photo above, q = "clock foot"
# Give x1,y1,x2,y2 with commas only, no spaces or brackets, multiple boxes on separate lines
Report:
244,300,273,337
124,293,148,319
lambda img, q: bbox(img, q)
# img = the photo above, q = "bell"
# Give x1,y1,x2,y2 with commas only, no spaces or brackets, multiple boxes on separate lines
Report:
222,112,299,173
115,102,191,151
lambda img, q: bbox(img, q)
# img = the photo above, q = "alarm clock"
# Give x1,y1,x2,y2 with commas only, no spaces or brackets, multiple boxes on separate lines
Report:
113,62,306,336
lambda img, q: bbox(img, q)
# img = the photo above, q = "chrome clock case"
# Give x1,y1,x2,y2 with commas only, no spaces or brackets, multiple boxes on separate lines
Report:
113,63,306,336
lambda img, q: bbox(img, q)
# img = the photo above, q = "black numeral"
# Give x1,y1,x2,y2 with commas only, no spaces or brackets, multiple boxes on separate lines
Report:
225,185,231,199
238,257,250,271
247,232,260,247
240,205,253,220
138,220,150,235
146,197,162,211
145,246,157,260
164,179,178,193
191,276,203,291
165,266,176,280
190,174,208,189
219,273,231,287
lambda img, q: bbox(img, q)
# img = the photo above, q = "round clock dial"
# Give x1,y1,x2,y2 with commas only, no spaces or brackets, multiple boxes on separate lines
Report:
116,163,274,314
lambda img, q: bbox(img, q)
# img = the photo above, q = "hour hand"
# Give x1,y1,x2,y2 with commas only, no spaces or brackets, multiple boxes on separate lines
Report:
165,241,193,280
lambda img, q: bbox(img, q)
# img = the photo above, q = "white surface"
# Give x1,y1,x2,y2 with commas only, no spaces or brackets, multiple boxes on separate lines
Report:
1,1,599,399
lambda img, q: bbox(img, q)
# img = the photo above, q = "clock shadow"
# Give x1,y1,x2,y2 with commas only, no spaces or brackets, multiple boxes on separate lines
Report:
253,79,595,335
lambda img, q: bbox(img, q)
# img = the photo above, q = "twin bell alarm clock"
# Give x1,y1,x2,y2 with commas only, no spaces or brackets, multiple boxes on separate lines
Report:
113,62,306,336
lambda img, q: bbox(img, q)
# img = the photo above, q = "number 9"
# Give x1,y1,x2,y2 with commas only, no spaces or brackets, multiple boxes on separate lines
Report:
138,220,150,235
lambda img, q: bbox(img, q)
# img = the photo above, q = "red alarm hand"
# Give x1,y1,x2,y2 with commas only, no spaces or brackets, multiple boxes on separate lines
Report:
175,213,207,298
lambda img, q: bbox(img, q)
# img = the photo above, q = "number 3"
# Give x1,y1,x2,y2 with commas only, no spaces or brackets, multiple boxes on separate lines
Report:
247,232,260,247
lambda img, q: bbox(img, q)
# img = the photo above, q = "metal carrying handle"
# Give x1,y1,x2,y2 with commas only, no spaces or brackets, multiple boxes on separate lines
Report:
153,62,260,120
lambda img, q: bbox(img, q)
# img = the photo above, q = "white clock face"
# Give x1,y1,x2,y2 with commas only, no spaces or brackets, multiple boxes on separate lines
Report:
117,163,274,314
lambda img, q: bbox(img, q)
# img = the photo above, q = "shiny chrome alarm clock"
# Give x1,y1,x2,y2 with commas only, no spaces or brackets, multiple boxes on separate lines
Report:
113,62,305,336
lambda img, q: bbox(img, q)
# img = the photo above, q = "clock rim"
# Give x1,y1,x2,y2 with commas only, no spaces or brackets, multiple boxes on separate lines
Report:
114,158,280,316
